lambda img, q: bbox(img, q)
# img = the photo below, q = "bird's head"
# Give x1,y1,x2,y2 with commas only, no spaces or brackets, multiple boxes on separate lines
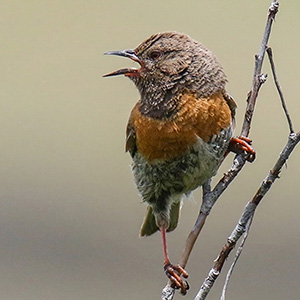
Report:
104,32,226,105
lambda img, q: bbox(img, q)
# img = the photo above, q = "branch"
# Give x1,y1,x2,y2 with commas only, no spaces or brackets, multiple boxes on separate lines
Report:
179,0,279,270
266,47,294,133
220,215,253,300
182,0,278,277
241,0,279,137
220,17,295,300
161,1,279,299
195,132,300,300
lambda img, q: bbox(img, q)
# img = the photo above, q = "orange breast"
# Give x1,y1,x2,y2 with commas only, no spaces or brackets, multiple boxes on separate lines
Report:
130,92,232,161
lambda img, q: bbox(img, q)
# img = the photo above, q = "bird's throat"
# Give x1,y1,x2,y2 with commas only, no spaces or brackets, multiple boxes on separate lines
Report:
138,89,178,119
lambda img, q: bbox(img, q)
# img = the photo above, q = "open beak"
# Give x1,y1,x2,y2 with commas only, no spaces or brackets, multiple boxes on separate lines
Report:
103,49,143,77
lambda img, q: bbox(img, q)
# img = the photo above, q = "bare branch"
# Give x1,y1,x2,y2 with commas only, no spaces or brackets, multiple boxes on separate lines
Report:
220,215,253,300
195,131,300,300
266,47,294,133
162,285,175,300
221,16,295,300
187,0,278,276
161,1,281,299
180,0,279,271
241,0,279,137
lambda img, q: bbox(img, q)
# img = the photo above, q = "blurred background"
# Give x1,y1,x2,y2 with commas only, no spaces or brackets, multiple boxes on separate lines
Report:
1,1,300,299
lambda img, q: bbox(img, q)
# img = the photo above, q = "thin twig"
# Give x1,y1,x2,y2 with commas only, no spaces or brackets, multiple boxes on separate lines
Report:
221,47,295,297
178,180,211,268
266,47,294,133
195,132,300,300
220,215,253,300
241,0,279,137
178,155,246,270
181,0,278,270
192,1,281,299
219,40,296,300
161,1,279,299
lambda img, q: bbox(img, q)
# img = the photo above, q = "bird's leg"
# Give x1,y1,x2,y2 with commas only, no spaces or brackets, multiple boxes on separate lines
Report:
226,136,256,162
161,227,189,295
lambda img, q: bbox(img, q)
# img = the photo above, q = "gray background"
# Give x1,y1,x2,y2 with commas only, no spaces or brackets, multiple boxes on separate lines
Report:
2,1,300,299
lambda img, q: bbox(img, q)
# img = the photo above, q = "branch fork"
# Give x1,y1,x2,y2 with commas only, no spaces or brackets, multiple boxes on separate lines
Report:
161,1,300,299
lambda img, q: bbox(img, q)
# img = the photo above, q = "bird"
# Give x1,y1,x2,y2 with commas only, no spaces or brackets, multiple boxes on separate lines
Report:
104,31,254,294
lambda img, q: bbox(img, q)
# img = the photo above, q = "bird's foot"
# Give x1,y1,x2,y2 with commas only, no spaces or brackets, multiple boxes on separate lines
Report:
228,136,256,162
164,263,189,295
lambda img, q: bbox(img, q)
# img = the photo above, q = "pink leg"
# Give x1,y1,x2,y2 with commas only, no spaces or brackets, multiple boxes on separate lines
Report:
161,227,189,295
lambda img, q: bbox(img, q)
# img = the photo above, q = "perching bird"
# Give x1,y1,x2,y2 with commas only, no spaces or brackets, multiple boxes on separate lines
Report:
104,31,254,294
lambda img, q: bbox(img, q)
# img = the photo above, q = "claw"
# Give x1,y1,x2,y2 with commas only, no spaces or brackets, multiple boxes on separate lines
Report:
227,136,256,162
176,265,189,278
164,263,189,295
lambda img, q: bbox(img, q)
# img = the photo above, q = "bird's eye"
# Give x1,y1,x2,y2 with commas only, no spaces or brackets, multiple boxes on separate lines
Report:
149,50,161,60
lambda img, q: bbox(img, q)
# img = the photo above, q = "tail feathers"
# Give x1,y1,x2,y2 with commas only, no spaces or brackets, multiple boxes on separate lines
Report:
140,206,159,237
167,201,181,232
140,202,181,237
